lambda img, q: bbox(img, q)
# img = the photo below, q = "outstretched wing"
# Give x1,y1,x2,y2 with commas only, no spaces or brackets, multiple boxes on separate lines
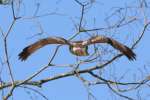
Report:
19,37,68,61
84,36,136,60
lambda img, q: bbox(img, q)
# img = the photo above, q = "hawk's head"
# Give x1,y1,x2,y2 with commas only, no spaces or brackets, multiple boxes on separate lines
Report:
69,42,89,56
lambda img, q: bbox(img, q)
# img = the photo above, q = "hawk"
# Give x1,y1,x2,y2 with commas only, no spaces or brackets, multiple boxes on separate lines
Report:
19,36,136,61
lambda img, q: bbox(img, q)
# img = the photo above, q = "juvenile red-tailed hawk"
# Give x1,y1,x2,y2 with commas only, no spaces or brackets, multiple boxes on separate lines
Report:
19,36,136,61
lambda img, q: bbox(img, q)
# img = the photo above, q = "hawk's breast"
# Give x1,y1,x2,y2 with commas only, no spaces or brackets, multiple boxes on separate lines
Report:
72,47,88,56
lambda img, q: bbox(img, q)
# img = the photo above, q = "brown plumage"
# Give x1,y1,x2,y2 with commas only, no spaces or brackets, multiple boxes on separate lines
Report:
19,37,68,60
18,36,136,61
88,36,136,60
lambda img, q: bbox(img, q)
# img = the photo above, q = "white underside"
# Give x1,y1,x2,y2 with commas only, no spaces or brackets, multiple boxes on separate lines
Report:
72,47,82,51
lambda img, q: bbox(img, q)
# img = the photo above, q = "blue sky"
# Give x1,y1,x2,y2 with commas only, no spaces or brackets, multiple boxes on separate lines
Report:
0,0,150,100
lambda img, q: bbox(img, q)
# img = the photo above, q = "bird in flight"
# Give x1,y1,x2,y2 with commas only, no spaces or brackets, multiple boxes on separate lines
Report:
18,36,136,61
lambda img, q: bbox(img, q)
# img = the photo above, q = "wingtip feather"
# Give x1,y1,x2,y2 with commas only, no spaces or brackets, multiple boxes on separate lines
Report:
18,47,30,61
124,46,136,61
